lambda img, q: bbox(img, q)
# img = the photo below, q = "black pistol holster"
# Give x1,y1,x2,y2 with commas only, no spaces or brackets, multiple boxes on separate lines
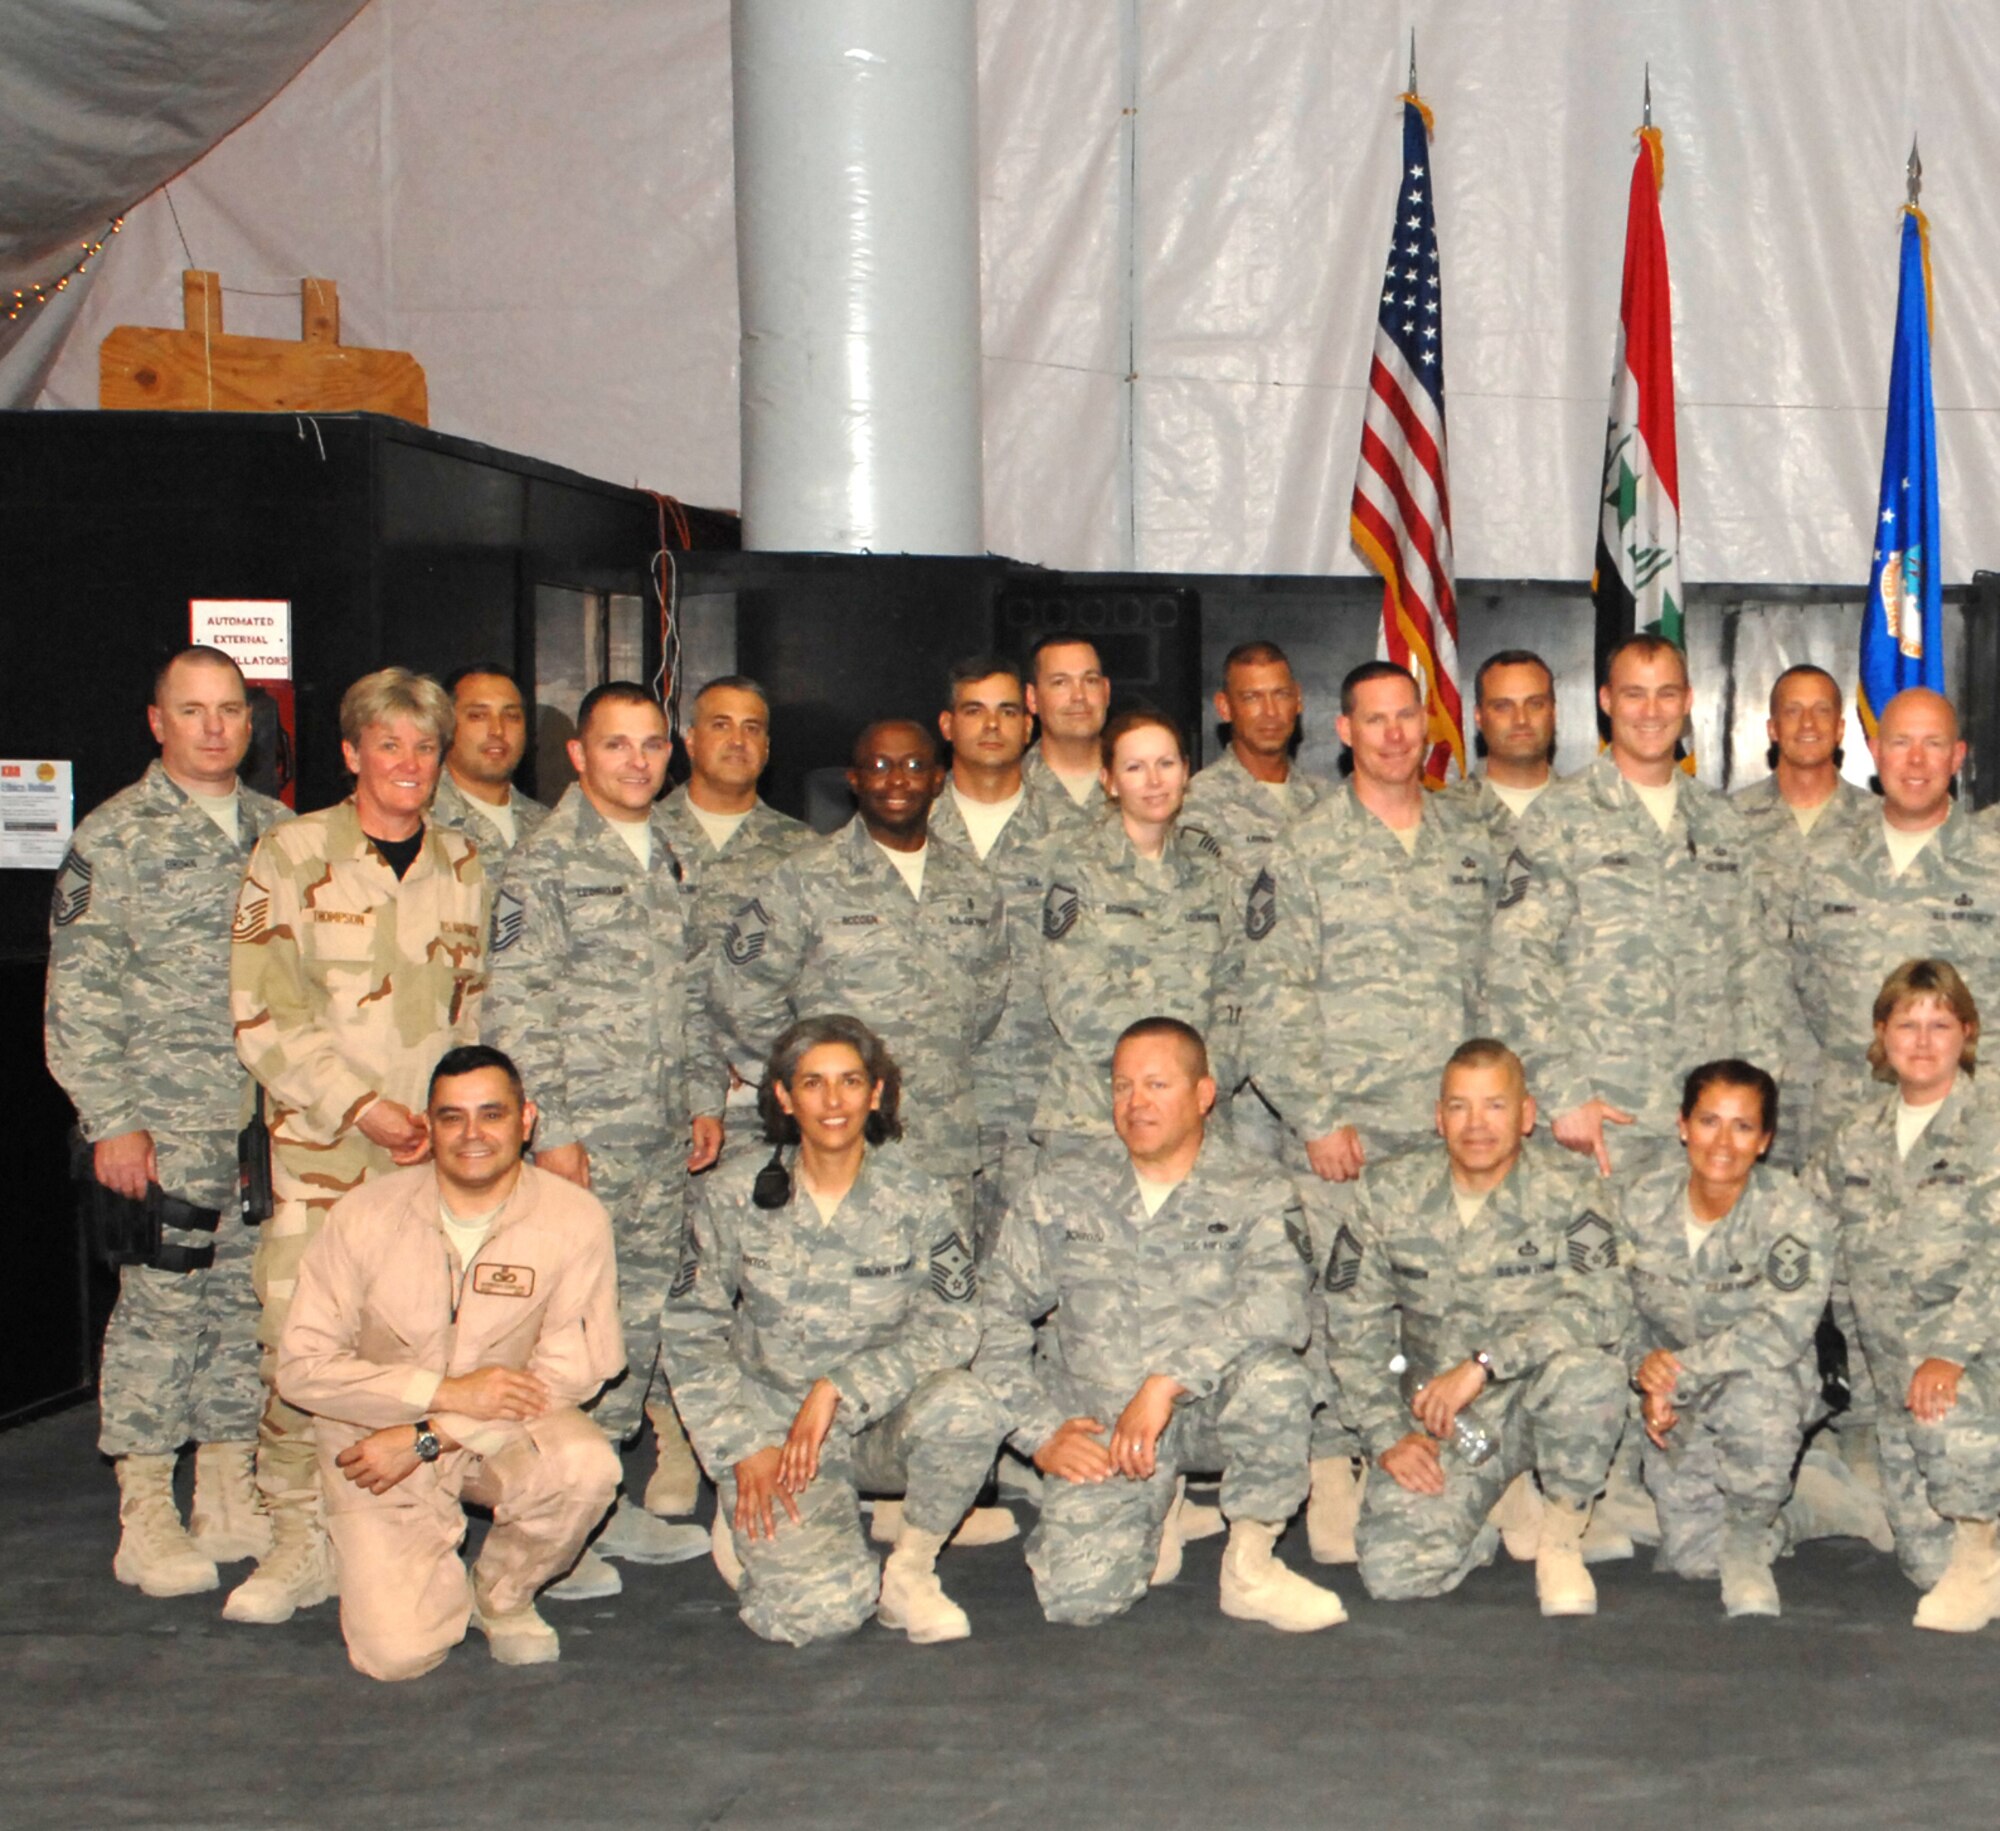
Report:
69,1130,224,1273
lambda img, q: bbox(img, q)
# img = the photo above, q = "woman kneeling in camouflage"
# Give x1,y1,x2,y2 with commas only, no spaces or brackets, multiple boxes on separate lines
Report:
1619,1060,1830,1618
660,1016,1005,1645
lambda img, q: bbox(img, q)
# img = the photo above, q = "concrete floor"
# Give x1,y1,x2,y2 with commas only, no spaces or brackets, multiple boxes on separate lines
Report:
4,1405,1997,1831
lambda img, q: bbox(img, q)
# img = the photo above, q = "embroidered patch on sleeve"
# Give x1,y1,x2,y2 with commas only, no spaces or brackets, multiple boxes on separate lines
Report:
930,1230,976,1304
51,849,92,927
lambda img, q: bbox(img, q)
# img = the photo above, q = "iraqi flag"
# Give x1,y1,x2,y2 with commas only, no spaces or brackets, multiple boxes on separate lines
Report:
1592,126,1683,665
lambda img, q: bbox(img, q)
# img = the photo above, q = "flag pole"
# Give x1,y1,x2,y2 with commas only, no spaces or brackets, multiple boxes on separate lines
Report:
1907,135,1922,207
1408,30,1417,95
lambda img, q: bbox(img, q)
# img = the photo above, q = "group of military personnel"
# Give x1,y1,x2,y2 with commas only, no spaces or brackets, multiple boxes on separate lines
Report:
44,621,2000,1680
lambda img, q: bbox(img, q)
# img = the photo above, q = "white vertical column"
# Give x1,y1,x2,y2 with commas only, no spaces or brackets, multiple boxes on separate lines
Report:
732,0,984,555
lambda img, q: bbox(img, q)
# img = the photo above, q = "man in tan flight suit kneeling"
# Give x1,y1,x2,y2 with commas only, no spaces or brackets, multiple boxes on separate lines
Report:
277,1044,624,1681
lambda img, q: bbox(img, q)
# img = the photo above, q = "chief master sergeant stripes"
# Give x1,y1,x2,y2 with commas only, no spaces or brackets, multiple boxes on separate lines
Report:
46,645,291,1600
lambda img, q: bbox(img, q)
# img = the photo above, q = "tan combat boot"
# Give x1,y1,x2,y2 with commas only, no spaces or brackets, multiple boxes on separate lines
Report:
1535,1495,1598,1617
1219,1520,1347,1631
710,1511,743,1592
1719,1513,1781,1619
222,1495,336,1624
1305,1456,1362,1565
113,1455,219,1598
542,1546,624,1603
1914,1519,2000,1633
876,1525,971,1643
870,1497,1018,1548
1489,1472,1542,1561
642,1399,702,1518
188,1440,273,1563
471,1575,561,1666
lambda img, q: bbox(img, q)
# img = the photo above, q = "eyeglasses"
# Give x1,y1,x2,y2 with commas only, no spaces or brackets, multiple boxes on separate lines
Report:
857,757,935,776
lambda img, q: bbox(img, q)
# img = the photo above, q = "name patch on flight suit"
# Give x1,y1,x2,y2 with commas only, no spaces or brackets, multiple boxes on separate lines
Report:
472,1263,535,1298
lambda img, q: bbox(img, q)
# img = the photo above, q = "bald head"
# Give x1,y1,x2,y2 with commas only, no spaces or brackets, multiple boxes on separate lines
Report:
1872,687,1964,826
1878,687,1959,743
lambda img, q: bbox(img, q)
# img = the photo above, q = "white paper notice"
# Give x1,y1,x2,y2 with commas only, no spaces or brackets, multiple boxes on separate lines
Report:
0,759,74,868
190,600,293,680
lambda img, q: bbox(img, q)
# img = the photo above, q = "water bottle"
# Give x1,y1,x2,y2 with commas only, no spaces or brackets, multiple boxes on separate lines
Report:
1390,1352,1497,1466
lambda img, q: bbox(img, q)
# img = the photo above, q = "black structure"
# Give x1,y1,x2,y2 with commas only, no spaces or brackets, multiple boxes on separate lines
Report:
0,409,736,1421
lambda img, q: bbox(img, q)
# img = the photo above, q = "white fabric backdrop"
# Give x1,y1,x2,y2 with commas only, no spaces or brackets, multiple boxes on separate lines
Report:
33,0,2000,586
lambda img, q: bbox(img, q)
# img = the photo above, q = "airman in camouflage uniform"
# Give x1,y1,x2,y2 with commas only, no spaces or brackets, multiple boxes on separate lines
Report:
657,676,815,1178
1031,800,1238,1143
1326,1044,1630,1611
1485,669,1787,1174
1236,664,1503,1560
1809,971,2000,1625
483,690,727,1573
47,648,292,1598
976,1020,1342,1631
427,665,549,860
1619,1153,1830,1608
429,770,548,859
1021,632,1111,832
230,669,488,1623
1732,664,1874,1168
1434,648,1560,844
661,1018,1000,1647
1788,696,2000,1162
929,657,1067,1248
711,722,1005,1203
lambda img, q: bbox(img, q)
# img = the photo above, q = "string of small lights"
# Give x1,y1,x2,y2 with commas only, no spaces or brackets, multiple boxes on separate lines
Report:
7,217,126,324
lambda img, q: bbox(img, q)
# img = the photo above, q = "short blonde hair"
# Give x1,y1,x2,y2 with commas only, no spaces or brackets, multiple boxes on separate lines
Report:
339,667,454,749
1868,958,1980,1082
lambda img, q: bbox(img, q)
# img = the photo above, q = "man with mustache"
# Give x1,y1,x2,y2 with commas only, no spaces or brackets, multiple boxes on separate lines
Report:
430,664,548,860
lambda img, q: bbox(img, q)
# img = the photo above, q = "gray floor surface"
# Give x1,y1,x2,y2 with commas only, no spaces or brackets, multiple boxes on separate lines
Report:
4,1405,1998,1830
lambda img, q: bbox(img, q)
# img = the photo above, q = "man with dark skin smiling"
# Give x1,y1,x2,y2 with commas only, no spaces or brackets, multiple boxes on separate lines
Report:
230,668,489,1626
278,1045,623,1680
713,719,1006,1223
483,683,724,1585
429,664,548,859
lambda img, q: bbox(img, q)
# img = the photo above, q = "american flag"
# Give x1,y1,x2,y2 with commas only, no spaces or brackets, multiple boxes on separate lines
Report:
1349,95,1465,786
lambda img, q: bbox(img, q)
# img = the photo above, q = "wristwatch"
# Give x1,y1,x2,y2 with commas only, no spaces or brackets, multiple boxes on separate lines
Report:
1471,1350,1496,1383
412,1419,443,1463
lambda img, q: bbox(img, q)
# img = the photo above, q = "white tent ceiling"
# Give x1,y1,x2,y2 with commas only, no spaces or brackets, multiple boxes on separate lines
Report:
7,0,1999,588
